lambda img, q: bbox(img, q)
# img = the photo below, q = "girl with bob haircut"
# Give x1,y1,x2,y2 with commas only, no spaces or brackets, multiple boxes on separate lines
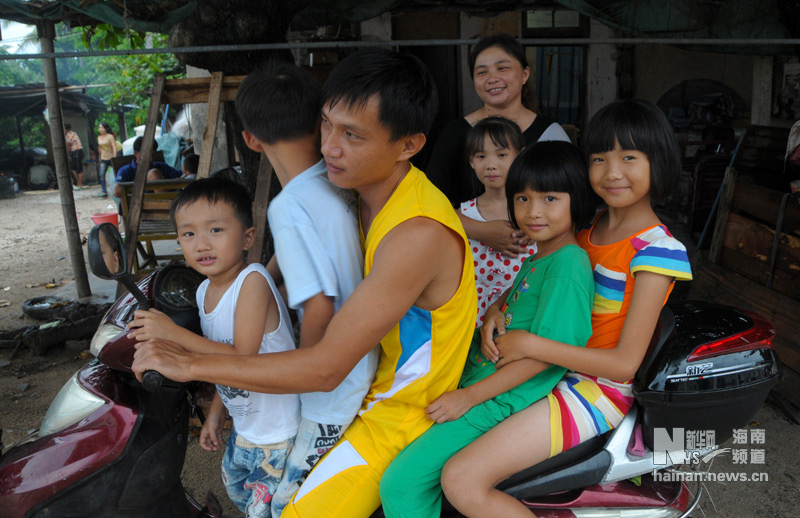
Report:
440,99,692,518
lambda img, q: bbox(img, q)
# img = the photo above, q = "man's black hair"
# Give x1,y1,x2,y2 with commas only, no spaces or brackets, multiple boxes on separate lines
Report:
322,47,438,141
183,154,200,175
170,176,253,229
465,116,525,159
581,99,681,204
133,136,158,153
64,123,72,131
506,141,595,230
235,62,322,144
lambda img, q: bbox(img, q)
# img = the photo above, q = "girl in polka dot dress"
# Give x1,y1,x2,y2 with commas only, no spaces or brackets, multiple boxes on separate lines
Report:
460,116,536,326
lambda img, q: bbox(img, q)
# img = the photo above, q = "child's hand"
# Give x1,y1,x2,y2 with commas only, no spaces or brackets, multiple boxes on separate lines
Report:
482,220,531,258
426,389,474,423
495,330,533,368
127,309,177,342
480,308,506,362
199,407,226,452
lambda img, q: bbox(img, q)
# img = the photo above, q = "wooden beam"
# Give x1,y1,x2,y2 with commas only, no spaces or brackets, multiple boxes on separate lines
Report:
708,166,738,264
731,181,800,233
160,75,245,105
197,71,223,179
124,74,165,273
250,152,274,265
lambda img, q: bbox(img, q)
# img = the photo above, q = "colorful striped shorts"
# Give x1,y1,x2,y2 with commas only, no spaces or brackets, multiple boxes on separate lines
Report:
547,372,634,457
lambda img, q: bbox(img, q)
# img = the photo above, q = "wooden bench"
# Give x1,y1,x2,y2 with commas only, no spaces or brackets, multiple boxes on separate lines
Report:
117,177,193,273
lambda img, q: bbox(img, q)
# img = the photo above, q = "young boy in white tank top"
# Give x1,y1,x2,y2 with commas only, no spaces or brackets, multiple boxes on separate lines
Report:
128,177,299,518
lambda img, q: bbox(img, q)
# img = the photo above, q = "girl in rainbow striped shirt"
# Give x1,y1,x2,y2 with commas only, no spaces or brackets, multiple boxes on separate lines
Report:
443,99,693,518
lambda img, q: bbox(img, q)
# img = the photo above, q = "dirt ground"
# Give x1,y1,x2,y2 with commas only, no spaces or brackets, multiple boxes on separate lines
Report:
1,184,798,517
0,185,238,515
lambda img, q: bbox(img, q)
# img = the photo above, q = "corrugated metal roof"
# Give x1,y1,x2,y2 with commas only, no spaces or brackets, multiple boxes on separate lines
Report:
0,82,106,117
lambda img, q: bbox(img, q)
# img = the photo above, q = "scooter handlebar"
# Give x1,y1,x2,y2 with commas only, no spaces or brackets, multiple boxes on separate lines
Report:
141,370,164,391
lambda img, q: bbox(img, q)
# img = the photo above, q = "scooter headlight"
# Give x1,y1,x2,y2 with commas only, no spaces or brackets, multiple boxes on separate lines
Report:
40,373,105,436
90,322,125,357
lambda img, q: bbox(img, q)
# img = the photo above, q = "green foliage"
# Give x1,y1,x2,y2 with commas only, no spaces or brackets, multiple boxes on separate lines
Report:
0,115,47,149
0,48,43,86
56,23,184,137
0,23,184,150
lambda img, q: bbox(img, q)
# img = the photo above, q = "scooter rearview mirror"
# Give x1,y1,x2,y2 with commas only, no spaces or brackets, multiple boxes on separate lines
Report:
88,223,149,309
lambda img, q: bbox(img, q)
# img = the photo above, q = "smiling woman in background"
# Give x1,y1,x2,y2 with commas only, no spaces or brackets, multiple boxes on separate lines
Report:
425,34,570,257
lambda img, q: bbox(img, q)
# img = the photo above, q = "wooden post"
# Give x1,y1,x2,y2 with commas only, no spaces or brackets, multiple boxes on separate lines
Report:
124,74,166,273
708,166,738,264
250,152,274,264
117,111,128,142
15,116,25,182
197,71,224,178
37,21,91,298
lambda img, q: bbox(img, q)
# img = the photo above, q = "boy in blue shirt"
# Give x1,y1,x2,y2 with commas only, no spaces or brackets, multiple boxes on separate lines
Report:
236,63,379,517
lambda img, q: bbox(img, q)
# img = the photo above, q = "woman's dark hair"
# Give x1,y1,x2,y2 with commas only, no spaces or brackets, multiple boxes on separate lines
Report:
99,122,115,138
465,116,525,159
170,176,253,229
468,34,537,112
506,141,595,230
581,99,681,204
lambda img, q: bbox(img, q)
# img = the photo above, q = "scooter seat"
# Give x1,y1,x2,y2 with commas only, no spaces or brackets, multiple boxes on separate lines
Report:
497,429,611,499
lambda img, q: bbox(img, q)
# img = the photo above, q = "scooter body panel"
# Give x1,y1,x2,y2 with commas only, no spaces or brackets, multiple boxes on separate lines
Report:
0,362,137,518
523,475,689,516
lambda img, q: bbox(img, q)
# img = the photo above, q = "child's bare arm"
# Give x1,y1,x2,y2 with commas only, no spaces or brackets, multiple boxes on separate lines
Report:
230,272,273,356
298,293,335,349
479,288,511,361
458,212,529,258
199,392,226,451
496,272,673,382
266,255,283,287
426,356,549,423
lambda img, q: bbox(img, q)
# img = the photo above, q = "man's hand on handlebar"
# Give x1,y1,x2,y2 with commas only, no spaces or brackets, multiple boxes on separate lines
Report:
132,339,194,383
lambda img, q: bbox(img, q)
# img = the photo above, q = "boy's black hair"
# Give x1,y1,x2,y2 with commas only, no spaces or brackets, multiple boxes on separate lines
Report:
581,98,681,204
235,62,322,144
468,34,537,112
170,176,253,230
64,123,71,130
133,136,158,153
465,116,525,159
322,47,438,141
506,140,595,230
182,154,200,175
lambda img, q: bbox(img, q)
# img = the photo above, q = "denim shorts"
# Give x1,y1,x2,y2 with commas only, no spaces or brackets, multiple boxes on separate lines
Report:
221,428,294,518
271,418,347,517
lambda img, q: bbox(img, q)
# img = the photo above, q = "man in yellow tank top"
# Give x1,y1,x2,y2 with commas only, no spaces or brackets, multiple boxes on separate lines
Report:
132,47,476,517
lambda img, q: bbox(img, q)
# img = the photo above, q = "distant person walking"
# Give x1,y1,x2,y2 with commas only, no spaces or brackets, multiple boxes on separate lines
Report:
64,123,85,190
96,122,117,197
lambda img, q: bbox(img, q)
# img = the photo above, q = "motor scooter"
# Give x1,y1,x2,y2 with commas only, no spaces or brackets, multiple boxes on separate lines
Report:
0,223,782,518
490,299,781,517
0,223,216,518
